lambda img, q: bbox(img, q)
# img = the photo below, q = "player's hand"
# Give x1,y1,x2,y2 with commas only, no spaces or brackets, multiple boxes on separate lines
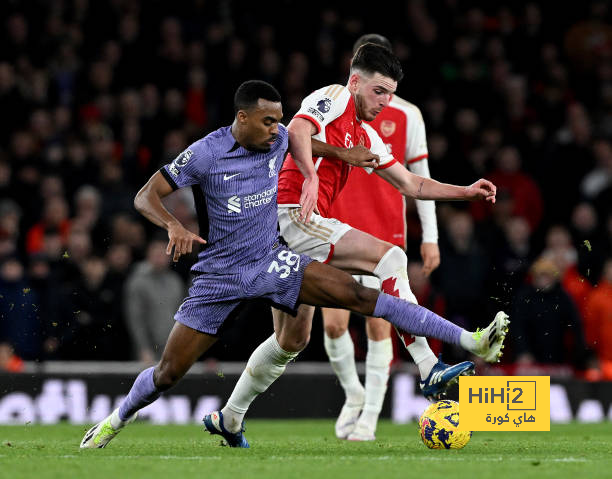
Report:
339,145,380,169
464,178,497,203
299,176,319,223
420,242,440,277
167,221,206,262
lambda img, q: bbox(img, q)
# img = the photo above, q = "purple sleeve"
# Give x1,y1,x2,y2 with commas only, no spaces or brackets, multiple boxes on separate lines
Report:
161,140,212,190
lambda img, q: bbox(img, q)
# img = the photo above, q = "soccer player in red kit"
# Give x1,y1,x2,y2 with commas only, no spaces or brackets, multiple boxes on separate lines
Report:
321,34,449,441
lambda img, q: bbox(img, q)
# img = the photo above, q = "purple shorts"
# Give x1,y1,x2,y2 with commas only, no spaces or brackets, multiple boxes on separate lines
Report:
175,245,314,335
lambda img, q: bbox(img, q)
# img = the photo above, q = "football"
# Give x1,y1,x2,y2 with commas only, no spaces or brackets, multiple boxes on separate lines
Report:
418,400,472,449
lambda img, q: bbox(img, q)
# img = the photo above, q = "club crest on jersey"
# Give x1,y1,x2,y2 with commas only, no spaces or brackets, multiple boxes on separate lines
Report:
380,120,396,137
169,149,194,176
268,155,277,177
317,98,331,113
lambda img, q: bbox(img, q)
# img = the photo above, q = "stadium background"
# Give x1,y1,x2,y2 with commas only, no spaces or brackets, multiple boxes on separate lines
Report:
0,0,611,423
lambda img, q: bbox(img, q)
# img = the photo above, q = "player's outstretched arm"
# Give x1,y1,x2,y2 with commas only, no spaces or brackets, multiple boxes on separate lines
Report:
311,139,380,169
375,162,497,203
287,117,319,222
134,171,206,262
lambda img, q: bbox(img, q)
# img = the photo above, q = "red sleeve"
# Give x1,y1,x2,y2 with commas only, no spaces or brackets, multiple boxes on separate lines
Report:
293,114,322,135
375,158,398,170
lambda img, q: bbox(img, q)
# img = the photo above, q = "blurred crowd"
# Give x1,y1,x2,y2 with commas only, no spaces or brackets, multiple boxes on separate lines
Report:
0,0,610,378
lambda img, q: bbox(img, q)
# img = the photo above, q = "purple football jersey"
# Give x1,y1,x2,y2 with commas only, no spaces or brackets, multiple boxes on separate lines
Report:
161,124,288,273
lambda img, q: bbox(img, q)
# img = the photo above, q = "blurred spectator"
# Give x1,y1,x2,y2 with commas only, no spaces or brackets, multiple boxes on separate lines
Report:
71,185,101,234
0,199,21,258
570,201,605,281
0,342,23,372
543,225,593,318
583,258,612,378
0,257,41,360
489,216,535,312
581,138,612,200
511,257,593,368
56,256,112,359
545,103,594,223
471,146,544,232
124,238,186,363
25,196,71,254
433,209,489,336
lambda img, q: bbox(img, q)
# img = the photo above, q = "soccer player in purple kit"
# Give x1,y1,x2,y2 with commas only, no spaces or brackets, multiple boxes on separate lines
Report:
80,80,509,450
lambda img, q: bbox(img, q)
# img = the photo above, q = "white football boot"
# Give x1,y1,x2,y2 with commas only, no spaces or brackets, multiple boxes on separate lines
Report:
347,420,376,442
335,401,363,439
80,408,137,449
471,311,510,362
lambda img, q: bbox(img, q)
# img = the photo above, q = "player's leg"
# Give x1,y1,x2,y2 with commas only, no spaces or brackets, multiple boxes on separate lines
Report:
299,261,509,362
80,322,217,448
219,305,315,434
282,209,473,396
347,315,392,441
321,307,365,438
331,229,463,383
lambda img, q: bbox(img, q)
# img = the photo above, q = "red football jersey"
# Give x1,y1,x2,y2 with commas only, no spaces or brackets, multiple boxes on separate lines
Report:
277,84,396,217
328,95,429,247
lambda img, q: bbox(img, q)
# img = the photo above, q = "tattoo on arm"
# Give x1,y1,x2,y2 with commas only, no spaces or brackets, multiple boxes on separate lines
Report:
417,180,425,199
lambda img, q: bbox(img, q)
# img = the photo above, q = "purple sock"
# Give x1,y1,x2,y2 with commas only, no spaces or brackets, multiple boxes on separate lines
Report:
118,367,161,421
374,293,463,345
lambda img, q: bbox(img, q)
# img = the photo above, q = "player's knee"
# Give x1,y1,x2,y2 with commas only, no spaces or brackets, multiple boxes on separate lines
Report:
374,246,407,278
324,320,347,339
366,317,392,341
278,333,310,352
153,361,184,391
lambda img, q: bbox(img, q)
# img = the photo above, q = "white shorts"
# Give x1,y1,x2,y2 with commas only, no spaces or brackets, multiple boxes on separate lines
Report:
278,206,352,263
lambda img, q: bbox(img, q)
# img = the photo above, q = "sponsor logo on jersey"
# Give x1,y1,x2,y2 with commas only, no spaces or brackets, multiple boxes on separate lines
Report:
380,120,396,137
317,98,332,113
227,185,278,213
243,185,277,208
169,149,194,176
223,173,240,180
307,107,324,122
268,156,277,177
227,195,241,213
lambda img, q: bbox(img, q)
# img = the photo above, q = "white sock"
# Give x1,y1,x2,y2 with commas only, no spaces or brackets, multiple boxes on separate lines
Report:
359,338,393,431
460,330,477,353
373,246,437,376
109,408,126,429
222,334,298,433
324,330,365,406
407,336,438,380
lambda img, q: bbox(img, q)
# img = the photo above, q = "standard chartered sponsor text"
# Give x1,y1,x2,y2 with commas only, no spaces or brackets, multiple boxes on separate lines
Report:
243,185,277,208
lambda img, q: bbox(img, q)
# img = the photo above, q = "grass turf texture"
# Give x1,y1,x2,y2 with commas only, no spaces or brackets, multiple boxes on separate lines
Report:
1,421,611,479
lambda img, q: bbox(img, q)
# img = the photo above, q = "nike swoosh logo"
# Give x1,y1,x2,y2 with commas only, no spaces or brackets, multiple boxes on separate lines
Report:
223,173,240,180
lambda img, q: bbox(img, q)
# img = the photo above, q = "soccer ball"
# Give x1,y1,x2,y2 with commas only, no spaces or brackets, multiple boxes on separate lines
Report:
418,400,472,449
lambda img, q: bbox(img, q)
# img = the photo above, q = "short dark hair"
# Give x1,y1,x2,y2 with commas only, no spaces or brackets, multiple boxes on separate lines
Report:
350,43,403,83
353,34,392,54
234,80,281,113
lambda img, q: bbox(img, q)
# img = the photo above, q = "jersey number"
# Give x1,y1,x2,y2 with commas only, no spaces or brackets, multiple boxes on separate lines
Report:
267,250,301,279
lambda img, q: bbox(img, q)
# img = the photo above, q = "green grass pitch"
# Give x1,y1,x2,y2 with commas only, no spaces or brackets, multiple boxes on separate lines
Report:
1,421,611,479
